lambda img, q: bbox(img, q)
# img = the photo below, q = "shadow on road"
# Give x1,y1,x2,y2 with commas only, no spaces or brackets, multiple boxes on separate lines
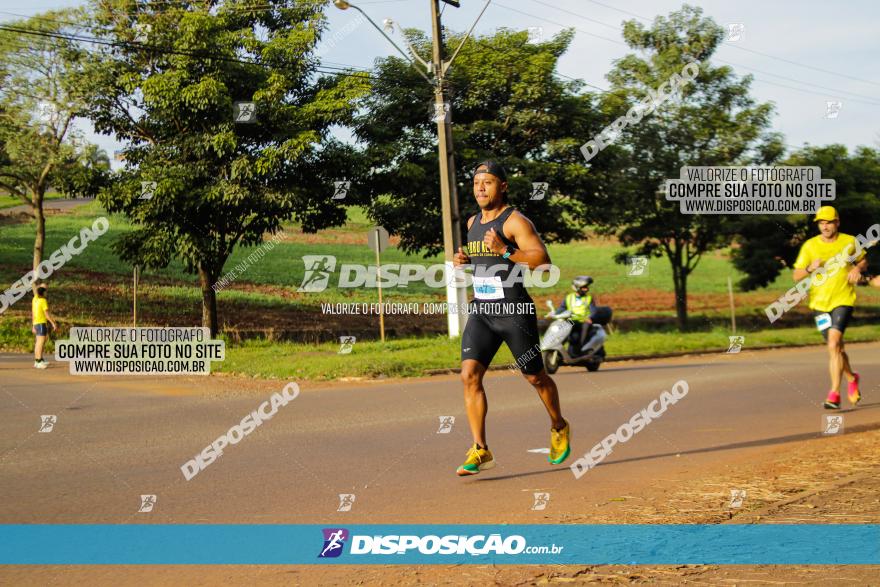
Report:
478,417,880,482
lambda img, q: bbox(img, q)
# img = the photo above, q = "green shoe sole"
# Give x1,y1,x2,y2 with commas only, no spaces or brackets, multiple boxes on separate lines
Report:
548,444,571,465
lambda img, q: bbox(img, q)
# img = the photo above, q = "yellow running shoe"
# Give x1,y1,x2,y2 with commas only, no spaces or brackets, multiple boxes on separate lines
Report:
549,420,570,465
456,443,495,476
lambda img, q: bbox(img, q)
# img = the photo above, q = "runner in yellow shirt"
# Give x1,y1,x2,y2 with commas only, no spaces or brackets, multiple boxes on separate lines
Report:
792,206,868,409
32,285,58,369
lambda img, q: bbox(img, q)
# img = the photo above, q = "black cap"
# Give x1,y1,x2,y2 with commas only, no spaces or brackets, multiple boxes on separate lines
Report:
473,160,507,182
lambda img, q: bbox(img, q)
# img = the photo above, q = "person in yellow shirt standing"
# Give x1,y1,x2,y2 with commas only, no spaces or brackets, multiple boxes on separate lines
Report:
32,285,58,369
792,206,868,409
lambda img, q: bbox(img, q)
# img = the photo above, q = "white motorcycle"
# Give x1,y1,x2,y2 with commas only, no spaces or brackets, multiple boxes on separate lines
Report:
540,300,611,374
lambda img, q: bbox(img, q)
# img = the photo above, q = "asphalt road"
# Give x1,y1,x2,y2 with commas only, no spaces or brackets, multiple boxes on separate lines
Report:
0,198,95,217
1,343,879,526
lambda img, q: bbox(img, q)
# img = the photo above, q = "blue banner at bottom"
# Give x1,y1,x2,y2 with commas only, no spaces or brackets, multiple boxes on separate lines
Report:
1,524,878,565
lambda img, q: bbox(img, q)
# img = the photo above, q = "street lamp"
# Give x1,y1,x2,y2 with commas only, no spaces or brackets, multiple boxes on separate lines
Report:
332,0,433,85
332,0,491,338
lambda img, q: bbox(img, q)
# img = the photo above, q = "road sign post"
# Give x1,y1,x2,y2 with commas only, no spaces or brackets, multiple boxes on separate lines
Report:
368,227,390,342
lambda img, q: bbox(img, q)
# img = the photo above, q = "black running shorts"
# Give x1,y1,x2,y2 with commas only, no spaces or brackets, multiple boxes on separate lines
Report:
461,302,544,374
813,305,853,340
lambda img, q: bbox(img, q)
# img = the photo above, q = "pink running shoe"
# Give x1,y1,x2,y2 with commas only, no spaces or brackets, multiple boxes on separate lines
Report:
847,373,861,406
823,390,840,410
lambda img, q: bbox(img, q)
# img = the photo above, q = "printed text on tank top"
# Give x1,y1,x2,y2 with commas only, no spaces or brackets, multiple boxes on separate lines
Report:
465,207,531,305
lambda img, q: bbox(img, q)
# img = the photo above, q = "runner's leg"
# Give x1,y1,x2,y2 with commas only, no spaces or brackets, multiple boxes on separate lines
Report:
827,328,845,392
840,341,854,382
499,310,565,430
461,314,503,448
461,360,489,448
34,334,45,361
523,369,565,430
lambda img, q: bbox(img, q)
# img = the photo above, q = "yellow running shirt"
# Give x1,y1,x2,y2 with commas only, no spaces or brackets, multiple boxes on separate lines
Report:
32,296,48,325
793,233,865,312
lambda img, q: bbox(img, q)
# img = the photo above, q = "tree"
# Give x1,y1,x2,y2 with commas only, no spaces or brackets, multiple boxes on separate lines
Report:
352,28,609,255
731,145,880,289
76,0,369,335
55,144,112,199
588,5,783,330
0,13,92,274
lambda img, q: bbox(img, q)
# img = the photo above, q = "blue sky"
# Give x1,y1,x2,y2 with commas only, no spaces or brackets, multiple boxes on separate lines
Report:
3,0,879,162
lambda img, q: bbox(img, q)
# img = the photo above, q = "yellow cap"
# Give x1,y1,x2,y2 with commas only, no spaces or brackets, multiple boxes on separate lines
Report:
813,205,838,222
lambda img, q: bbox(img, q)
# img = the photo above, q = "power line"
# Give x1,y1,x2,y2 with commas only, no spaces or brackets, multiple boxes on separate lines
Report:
501,0,880,105
0,23,380,83
578,0,880,89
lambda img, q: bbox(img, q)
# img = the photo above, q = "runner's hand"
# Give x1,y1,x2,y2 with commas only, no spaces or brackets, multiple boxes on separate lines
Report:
847,267,862,284
454,246,470,267
31,326,36,335
484,228,504,255
808,258,823,272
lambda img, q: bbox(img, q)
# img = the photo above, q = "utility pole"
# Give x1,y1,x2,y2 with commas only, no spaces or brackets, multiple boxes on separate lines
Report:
333,0,490,338
430,0,467,337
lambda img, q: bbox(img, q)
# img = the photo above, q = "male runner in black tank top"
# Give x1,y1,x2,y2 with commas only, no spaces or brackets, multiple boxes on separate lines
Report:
452,160,570,476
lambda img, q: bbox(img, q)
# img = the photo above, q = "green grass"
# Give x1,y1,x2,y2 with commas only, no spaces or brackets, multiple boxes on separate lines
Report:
3,200,879,381
6,322,878,381
213,323,880,380
0,192,66,210
0,200,800,302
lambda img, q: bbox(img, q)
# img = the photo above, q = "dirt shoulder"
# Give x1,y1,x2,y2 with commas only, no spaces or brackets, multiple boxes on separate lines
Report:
3,422,878,585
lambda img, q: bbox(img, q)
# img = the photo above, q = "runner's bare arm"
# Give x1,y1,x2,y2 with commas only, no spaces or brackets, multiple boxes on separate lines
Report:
793,258,822,281
44,310,58,330
849,257,869,283
454,216,478,266
499,212,552,269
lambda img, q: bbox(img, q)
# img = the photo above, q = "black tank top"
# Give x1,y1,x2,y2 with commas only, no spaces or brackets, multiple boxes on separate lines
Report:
465,206,533,313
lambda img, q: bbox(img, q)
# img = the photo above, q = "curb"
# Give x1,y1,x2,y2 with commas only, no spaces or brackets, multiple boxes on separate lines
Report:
422,340,850,376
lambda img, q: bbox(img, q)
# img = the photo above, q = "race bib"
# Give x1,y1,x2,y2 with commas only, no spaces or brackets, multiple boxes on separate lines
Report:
473,275,504,300
815,313,832,331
